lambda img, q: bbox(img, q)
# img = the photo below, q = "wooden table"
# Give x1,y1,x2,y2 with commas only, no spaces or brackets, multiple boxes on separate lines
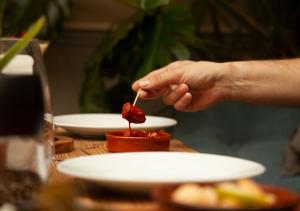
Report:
48,133,196,211
48,132,300,211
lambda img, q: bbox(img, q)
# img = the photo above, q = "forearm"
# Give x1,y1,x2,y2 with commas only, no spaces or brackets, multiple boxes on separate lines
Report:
221,58,300,106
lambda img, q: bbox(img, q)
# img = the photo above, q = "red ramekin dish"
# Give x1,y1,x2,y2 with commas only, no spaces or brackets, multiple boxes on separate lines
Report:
106,130,171,152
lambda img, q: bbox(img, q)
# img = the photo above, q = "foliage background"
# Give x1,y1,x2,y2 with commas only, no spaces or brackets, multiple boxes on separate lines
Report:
0,0,71,39
80,0,300,113
1,0,299,113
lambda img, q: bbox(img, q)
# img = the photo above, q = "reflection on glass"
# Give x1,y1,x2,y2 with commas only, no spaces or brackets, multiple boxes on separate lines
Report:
28,39,55,163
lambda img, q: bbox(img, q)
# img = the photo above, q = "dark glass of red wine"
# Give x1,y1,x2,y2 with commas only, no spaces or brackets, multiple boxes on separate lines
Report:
0,74,45,206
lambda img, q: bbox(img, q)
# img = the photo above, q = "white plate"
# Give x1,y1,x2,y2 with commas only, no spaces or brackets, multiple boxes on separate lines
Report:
57,152,265,192
54,113,177,137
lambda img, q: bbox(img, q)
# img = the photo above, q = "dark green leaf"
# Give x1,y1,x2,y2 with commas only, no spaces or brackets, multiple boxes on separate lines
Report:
0,0,6,37
80,21,135,112
161,5,195,43
80,75,109,113
134,16,163,80
118,0,140,8
170,41,190,60
2,0,71,39
143,0,170,10
155,47,172,67
81,3,195,112
118,0,170,10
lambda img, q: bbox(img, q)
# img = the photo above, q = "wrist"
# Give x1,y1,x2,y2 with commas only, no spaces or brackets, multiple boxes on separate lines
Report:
220,60,280,104
215,61,244,101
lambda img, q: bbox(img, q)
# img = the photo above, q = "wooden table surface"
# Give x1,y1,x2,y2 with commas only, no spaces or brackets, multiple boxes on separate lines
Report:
48,132,196,211
48,132,300,211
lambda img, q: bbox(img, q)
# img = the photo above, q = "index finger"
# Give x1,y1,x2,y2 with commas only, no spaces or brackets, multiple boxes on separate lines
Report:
132,60,192,92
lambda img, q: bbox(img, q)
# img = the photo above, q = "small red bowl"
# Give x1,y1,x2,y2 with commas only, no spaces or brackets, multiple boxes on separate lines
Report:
106,130,171,152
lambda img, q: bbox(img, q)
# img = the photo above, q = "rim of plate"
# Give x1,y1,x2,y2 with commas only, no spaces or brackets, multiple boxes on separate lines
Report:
57,152,265,184
53,113,177,129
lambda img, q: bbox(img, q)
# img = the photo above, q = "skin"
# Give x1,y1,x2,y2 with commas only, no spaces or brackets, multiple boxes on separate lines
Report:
132,58,300,112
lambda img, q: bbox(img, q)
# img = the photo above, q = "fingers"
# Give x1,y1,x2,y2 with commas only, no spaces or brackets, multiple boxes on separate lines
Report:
174,92,193,111
138,70,180,91
163,84,189,105
139,87,170,99
131,60,195,109
132,70,180,100
138,84,193,112
132,61,192,92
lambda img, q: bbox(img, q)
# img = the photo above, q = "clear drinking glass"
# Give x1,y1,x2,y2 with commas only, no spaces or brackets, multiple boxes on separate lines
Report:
29,39,55,163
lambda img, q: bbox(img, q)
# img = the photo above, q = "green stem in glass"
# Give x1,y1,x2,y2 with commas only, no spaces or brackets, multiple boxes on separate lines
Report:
0,16,45,71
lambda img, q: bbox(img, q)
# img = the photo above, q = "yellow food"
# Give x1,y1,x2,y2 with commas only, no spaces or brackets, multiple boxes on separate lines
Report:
219,196,242,208
171,179,276,209
172,183,218,206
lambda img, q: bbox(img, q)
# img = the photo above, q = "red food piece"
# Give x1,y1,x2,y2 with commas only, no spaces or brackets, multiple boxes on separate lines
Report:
123,129,147,137
123,129,161,138
122,102,146,124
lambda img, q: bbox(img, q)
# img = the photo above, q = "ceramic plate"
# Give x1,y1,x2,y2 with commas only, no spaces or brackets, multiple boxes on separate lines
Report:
57,152,265,192
54,113,177,137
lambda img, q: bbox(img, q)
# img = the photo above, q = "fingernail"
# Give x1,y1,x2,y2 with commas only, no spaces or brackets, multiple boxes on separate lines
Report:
139,80,150,88
185,92,192,98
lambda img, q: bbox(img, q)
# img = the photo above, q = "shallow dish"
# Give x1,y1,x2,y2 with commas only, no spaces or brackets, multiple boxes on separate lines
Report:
57,152,265,192
54,113,177,137
106,131,171,152
152,184,300,211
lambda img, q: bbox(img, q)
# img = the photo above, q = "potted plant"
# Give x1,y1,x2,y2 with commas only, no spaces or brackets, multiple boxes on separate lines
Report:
0,0,71,39
80,0,195,113
80,0,300,114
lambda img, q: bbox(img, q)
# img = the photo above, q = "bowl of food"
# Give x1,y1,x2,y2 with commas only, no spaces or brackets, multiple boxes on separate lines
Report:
106,99,171,152
106,129,171,152
152,179,300,211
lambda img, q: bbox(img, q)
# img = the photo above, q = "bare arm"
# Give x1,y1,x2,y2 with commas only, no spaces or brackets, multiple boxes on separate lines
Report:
224,58,300,106
132,58,300,111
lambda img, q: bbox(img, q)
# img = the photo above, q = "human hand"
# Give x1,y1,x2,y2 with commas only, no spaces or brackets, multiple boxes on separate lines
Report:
132,60,230,112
